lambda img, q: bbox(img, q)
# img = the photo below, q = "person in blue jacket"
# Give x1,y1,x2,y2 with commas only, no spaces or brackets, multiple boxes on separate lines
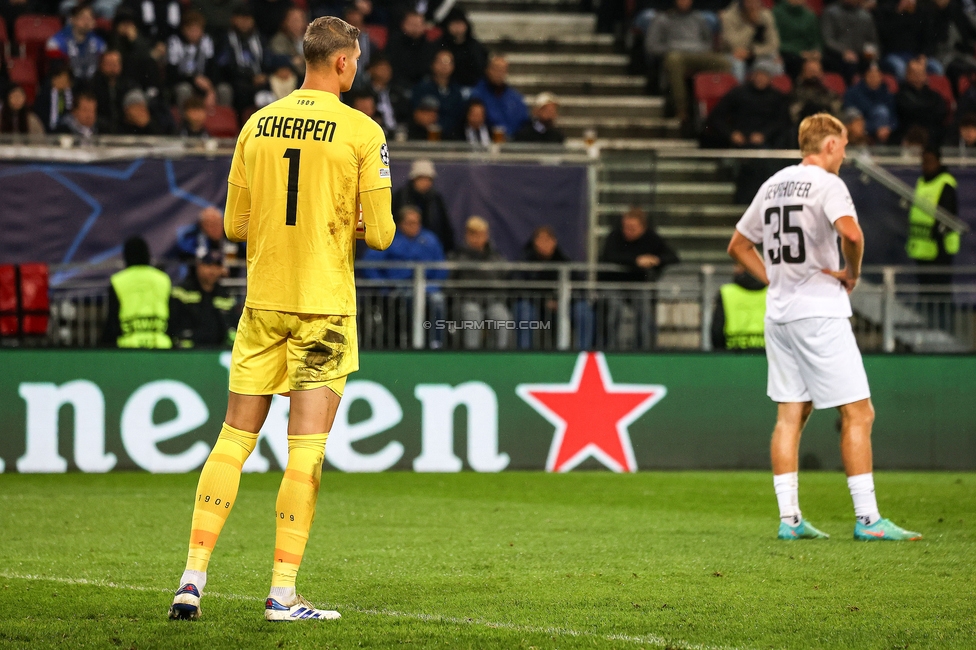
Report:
469,54,529,141
361,205,449,347
843,62,898,144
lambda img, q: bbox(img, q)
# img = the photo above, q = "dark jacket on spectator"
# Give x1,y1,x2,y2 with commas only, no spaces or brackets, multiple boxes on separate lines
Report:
844,79,898,135
873,0,936,57
171,273,238,347
90,71,134,134
448,243,507,286
391,183,455,253
386,30,433,91
433,29,488,88
113,30,163,91
707,84,791,148
519,239,571,285
599,223,680,283
252,0,291,40
412,77,466,135
469,79,529,140
514,118,566,144
894,83,948,144
821,2,880,58
33,81,72,132
218,29,270,110
789,77,842,124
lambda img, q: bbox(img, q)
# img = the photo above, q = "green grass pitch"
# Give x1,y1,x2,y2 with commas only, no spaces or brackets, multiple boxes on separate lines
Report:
0,471,973,649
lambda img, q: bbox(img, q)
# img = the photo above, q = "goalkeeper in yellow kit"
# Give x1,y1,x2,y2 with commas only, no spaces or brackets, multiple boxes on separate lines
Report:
168,16,394,622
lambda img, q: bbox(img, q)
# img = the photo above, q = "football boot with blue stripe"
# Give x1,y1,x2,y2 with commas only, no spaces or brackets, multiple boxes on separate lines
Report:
168,583,202,620
264,595,341,621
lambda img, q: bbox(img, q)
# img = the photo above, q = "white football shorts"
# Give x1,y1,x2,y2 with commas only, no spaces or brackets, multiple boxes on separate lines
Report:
764,317,871,409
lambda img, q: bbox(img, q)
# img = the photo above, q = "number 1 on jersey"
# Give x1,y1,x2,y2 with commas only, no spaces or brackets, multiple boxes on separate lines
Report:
283,148,301,226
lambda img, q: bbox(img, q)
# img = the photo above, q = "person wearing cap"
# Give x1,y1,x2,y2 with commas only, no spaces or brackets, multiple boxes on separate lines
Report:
102,236,175,349
412,50,465,137
842,106,870,146
171,248,239,348
217,3,271,112
407,95,442,140
515,92,565,144
449,216,513,350
469,54,529,142
121,87,168,134
843,62,897,144
392,159,455,252
46,3,107,82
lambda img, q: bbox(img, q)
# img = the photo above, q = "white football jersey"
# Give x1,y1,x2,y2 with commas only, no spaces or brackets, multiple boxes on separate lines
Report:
735,163,857,323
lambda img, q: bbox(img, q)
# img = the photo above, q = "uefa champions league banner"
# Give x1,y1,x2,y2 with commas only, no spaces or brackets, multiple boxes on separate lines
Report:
0,350,974,473
0,158,589,272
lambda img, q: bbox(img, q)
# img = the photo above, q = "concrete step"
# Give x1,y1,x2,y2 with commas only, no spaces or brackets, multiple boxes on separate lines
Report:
509,73,645,96
559,116,680,139
566,137,699,150
601,160,729,183
555,95,665,119
506,52,629,76
482,33,616,54
468,11,597,40
598,203,745,224
598,181,736,205
460,0,583,12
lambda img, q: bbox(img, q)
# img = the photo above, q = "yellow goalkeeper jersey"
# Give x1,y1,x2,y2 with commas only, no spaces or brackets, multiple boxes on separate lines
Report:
228,89,392,315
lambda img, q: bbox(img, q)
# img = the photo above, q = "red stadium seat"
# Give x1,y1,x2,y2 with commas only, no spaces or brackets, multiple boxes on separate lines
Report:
14,14,61,61
425,26,442,42
959,75,970,96
363,24,387,50
7,56,39,104
822,72,846,96
806,0,824,14
770,74,792,94
205,105,239,138
694,72,737,118
927,74,955,108
0,263,49,338
0,16,8,43
883,73,899,94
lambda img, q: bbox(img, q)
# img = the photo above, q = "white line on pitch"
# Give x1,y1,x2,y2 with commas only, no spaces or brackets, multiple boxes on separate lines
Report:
0,572,744,650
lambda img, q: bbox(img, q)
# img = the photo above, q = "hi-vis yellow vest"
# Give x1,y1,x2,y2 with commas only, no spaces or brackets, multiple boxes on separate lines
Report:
110,265,172,349
721,283,767,349
907,172,960,262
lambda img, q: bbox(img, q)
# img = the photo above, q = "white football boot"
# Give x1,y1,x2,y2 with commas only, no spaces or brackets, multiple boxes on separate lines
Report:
264,594,341,621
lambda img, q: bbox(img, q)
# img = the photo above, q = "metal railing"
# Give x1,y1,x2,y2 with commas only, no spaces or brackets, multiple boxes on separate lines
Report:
24,261,976,353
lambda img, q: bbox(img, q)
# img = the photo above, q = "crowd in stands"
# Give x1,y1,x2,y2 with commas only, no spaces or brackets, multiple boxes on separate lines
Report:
0,0,566,143
637,0,976,149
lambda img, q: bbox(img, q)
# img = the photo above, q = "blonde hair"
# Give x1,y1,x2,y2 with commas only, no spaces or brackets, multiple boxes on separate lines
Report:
798,113,846,156
466,215,489,232
303,16,360,68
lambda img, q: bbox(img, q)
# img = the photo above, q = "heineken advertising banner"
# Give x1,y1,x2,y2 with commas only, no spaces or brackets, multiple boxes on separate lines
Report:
0,351,973,473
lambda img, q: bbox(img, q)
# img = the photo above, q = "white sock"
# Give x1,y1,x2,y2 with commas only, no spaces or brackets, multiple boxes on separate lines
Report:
773,472,801,525
269,586,297,604
847,473,881,525
179,569,206,594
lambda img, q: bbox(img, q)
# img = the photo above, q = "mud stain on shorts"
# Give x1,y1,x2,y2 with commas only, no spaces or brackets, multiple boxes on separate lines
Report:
295,317,348,388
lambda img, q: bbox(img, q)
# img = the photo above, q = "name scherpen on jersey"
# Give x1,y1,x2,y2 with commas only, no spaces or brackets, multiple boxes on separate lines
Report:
764,181,813,201
254,115,337,142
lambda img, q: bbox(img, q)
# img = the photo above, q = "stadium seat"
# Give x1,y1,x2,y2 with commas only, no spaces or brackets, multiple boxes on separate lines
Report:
0,263,49,338
959,75,970,96
771,74,792,94
806,0,824,14
883,73,899,94
364,25,387,50
205,105,239,138
822,72,846,96
694,72,737,118
7,57,39,104
928,74,955,115
0,16,7,43
14,14,61,61
426,26,442,42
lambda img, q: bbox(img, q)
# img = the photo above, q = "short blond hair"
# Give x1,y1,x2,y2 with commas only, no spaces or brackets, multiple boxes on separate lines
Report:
798,113,846,156
466,215,489,232
303,16,360,68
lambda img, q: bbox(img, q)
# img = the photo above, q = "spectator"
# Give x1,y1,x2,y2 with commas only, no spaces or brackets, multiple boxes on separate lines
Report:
907,146,959,291
255,64,298,107
821,0,880,82
842,106,871,146
120,88,166,134
513,226,594,350
408,95,443,140
926,0,976,85
434,8,488,89
269,6,308,78
470,54,529,141
179,95,210,137
645,0,729,126
455,98,491,145
368,57,410,138
252,0,292,41
168,205,233,263
90,50,131,134
361,205,449,348
955,111,976,151
412,50,466,137
392,159,455,252
217,4,270,112
344,4,377,76
386,10,433,91
46,3,106,82
34,63,74,133
449,216,513,350
599,208,679,350
843,62,898,144
706,60,791,149
875,0,944,79
772,0,821,79
789,58,842,125
125,0,181,45
102,236,174,349
710,263,767,350
720,0,783,82
112,8,164,94
56,90,99,140
195,0,235,41
167,10,224,109
0,86,45,136
515,92,566,144
893,56,948,144
349,91,381,128
171,248,238,348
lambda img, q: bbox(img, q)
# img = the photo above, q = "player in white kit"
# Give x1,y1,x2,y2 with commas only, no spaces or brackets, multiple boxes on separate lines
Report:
727,113,922,541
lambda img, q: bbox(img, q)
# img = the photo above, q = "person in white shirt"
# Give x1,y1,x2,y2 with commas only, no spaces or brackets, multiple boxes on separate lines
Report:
728,112,922,542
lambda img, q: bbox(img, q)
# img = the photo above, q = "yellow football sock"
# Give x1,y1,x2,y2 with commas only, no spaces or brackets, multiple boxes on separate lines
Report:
185,423,258,573
271,433,328,589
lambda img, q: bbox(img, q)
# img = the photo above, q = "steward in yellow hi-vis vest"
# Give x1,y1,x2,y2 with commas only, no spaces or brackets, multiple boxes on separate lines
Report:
711,265,767,350
102,236,173,349
171,18,396,625
907,148,960,288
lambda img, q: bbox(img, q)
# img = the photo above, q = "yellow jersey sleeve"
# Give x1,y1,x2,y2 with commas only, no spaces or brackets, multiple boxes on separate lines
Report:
228,130,248,189
358,118,392,194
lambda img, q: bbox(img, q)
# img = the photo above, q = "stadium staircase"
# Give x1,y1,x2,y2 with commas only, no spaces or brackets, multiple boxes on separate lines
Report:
463,0,742,263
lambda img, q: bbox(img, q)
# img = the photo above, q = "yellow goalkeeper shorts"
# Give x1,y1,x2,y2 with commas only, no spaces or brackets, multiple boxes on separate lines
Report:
229,307,358,397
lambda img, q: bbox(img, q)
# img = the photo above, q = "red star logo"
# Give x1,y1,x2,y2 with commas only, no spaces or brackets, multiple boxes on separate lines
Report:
516,352,666,473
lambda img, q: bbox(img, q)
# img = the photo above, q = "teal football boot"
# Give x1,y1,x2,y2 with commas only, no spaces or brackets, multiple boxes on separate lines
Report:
854,518,922,541
778,519,830,540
